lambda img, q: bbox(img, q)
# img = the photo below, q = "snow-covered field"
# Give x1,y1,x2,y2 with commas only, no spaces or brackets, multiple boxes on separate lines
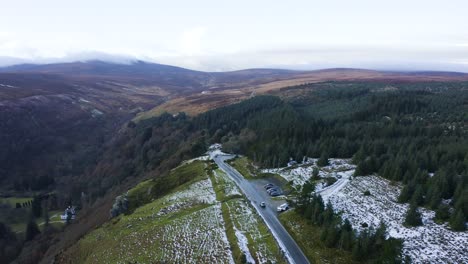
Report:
86,203,234,264
268,158,467,263
263,158,356,191
226,199,283,264
328,175,468,263
156,204,234,264
78,171,235,264
164,178,217,205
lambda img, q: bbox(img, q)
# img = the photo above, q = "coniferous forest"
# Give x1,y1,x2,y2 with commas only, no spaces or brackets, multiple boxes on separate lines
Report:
191,82,467,231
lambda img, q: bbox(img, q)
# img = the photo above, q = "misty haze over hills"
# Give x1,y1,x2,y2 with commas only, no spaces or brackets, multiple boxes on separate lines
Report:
1,53,468,73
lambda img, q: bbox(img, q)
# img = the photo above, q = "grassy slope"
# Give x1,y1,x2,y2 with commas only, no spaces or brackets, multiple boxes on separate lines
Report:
62,160,286,264
62,161,223,263
127,160,207,212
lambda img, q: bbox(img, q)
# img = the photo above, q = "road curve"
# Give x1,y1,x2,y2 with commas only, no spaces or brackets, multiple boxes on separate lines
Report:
213,154,310,264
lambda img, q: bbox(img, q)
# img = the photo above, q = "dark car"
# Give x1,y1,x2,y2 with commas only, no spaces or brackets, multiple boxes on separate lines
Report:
267,188,278,194
265,185,276,191
264,183,274,189
269,191,281,196
260,202,266,207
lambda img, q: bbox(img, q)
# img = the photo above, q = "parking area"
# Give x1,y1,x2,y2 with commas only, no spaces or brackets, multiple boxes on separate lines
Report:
249,178,288,212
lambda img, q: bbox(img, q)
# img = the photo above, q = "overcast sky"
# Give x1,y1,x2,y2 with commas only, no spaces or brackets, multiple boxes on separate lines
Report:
1,0,467,71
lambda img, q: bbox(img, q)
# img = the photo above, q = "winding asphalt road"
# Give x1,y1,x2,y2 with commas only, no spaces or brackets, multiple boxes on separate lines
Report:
213,154,310,264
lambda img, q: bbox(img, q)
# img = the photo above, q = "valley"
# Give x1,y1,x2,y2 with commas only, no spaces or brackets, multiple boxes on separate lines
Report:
1,62,467,264
2,2,468,263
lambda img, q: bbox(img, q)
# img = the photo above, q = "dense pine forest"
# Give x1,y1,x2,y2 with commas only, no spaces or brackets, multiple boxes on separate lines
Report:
115,81,467,233
192,82,467,231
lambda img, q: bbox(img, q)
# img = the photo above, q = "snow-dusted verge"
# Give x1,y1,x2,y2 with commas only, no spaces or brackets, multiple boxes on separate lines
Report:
226,199,282,264
165,179,217,204
234,227,255,264
328,175,468,263
213,169,242,197
183,155,210,164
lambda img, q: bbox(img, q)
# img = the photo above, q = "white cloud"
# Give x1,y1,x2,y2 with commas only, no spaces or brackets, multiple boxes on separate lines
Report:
178,27,207,56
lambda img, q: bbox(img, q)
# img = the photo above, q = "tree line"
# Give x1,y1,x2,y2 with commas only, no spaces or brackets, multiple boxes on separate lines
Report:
296,180,403,262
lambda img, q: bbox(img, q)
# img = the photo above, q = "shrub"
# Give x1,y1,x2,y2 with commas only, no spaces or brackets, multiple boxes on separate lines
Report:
110,194,129,218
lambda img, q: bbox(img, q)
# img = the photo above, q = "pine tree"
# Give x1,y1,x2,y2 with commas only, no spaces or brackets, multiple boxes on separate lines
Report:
410,185,424,206
449,209,466,231
435,204,450,221
324,225,339,247
317,152,329,167
43,201,49,227
31,196,42,218
312,167,320,180
25,216,40,241
426,185,442,209
404,204,423,227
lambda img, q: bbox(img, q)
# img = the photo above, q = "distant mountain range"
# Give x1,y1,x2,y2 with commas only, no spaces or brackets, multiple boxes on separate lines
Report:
1,60,468,192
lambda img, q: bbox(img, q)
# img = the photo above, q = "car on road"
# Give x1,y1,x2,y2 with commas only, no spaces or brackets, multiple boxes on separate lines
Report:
260,202,266,207
277,203,289,212
264,183,274,189
270,191,281,196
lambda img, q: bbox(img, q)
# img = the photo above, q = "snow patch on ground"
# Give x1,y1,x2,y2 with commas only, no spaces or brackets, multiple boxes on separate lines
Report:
183,155,210,165
328,175,468,263
227,199,280,264
134,204,234,263
165,179,217,205
208,143,234,160
0,83,16,88
318,170,354,200
263,158,356,190
234,227,255,264
78,97,91,103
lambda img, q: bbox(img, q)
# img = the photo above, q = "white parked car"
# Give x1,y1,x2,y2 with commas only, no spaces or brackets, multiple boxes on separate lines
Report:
277,203,289,212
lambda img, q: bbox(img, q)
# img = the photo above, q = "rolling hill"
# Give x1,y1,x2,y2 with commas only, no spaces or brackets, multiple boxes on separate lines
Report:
2,61,468,193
